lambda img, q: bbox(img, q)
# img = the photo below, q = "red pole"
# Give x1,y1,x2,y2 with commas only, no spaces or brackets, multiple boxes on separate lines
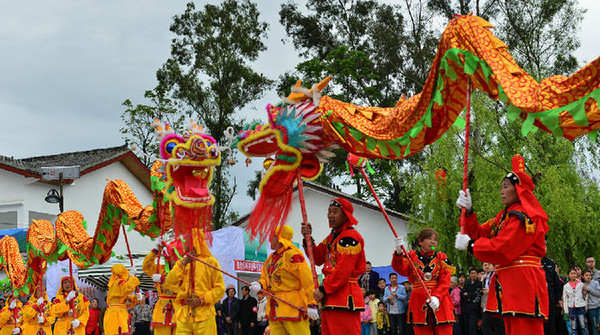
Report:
121,225,134,267
297,171,319,288
357,166,432,301
460,79,472,234
184,252,306,312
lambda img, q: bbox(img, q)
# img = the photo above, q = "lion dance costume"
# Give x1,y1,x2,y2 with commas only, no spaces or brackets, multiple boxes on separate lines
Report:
50,276,89,335
0,296,22,335
21,286,53,335
162,229,225,334
143,239,183,335
254,225,317,335
391,249,455,334
305,198,366,335
104,264,141,335
457,154,549,334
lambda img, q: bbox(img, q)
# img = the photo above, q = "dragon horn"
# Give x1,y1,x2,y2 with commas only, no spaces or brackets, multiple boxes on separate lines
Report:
285,76,332,105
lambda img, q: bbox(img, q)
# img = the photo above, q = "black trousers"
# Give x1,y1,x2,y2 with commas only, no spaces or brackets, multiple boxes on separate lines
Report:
481,314,505,335
389,313,403,335
463,310,481,335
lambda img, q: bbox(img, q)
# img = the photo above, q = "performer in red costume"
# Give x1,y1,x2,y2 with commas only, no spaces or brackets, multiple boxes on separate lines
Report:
391,228,455,335
455,154,549,334
300,197,366,335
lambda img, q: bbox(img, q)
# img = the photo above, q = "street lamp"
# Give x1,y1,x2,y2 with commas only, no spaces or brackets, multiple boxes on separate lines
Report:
44,189,63,213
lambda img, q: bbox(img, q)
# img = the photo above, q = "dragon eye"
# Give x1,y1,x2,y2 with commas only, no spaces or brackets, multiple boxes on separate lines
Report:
165,141,178,154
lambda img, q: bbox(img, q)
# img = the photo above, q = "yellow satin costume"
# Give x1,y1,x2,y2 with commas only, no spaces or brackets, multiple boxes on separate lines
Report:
21,287,53,335
104,264,141,335
143,249,177,335
49,277,89,335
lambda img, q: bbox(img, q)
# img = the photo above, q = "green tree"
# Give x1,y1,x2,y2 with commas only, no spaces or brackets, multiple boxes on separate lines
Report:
122,0,273,228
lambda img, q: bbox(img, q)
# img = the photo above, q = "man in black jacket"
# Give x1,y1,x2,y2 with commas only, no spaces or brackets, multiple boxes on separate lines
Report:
238,286,258,335
462,267,483,335
222,285,240,335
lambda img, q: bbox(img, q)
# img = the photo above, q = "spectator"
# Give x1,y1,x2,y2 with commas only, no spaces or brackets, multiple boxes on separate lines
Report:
238,285,257,335
458,273,466,289
583,269,600,335
86,298,102,335
462,267,482,335
563,267,588,335
543,256,566,335
477,269,486,282
450,276,463,335
586,257,600,282
360,261,382,292
383,272,406,335
480,263,504,335
131,296,152,335
376,301,391,335
216,303,226,335
401,281,412,335
361,287,373,335
376,278,387,301
255,292,268,335
574,264,583,280
367,290,380,335
222,285,240,335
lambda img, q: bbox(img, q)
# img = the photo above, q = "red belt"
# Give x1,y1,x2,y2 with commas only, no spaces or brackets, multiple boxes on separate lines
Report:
496,256,542,271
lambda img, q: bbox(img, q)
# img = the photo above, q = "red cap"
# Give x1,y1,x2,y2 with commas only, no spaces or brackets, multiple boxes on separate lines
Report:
330,198,358,226
509,155,548,232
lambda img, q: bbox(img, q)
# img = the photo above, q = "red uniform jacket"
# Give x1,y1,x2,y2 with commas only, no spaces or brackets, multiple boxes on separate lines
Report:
391,250,455,325
464,202,548,319
308,223,366,311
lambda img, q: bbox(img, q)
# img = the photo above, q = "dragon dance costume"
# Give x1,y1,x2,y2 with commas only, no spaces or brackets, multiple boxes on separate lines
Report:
162,230,225,335
104,264,141,335
458,155,549,334
305,198,366,335
50,277,89,335
21,287,53,335
257,225,317,335
0,297,22,335
143,242,181,335
391,249,455,335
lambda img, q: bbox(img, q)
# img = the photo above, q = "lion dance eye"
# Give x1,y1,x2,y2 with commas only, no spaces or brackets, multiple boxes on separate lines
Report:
165,141,178,154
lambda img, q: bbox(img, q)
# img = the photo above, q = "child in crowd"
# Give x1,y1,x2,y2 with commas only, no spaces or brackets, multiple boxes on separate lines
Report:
583,269,600,335
367,290,380,335
360,288,373,335
376,301,390,335
563,267,589,335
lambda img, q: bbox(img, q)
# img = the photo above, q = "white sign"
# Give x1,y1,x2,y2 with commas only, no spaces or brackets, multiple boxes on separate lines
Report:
41,166,81,180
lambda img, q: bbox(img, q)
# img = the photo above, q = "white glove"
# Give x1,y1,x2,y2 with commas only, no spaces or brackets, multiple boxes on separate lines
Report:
37,297,44,305
152,273,163,283
250,281,262,295
9,300,17,309
66,291,77,302
71,319,81,329
427,296,440,310
307,307,320,320
38,316,44,324
129,266,137,277
136,292,144,301
455,233,471,251
456,189,472,211
394,237,407,254
12,328,20,335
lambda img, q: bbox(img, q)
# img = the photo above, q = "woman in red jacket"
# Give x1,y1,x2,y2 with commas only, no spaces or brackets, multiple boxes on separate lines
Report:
392,228,456,335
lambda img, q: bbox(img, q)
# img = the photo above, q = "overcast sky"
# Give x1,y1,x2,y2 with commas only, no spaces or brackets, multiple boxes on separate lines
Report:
1,1,598,216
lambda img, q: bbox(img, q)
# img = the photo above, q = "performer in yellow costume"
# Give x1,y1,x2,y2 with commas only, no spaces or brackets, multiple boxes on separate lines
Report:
49,276,89,335
0,295,22,335
21,286,53,335
104,264,143,335
143,237,181,335
250,225,319,335
162,229,225,335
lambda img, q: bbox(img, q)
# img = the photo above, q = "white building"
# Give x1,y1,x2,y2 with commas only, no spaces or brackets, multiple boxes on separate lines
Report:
0,145,154,257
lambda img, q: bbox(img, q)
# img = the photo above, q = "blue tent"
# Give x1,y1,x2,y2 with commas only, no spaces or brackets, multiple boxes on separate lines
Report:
373,265,408,285
0,228,27,253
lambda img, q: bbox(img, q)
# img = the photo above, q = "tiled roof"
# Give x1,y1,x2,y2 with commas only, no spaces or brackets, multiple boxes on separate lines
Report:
0,145,132,177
